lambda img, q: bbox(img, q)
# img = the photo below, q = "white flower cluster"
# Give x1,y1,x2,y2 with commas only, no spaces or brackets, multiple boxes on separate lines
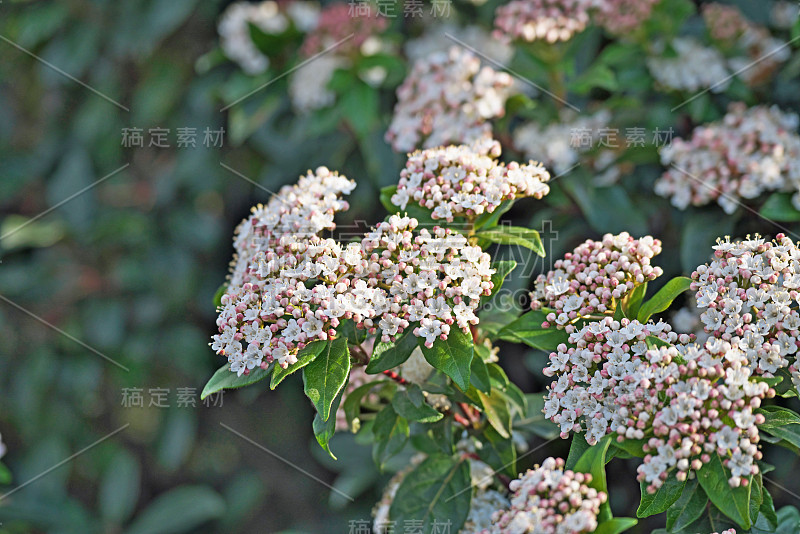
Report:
392,139,550,222
542,317,683,442
512,109,613,175
288,55,346,112
386,47,514,153
361,215,495,346
646,37,731,93
657,103,800,213
493,0,593,44
213,161,504,375
691,234,800,381
219,1,317,75
542,317,772,490
482,457,606,534
530,233,664,330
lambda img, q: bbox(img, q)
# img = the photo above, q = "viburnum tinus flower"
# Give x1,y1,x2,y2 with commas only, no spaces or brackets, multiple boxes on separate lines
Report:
361,215,495,345
637,342,771,490
386,47,514,153
226,167,356,290
690,234,800,380
218,1,292,75
483,457,607,534
530,233,663,330
542,317,685,443
211,167,383,375
591,0,659,36
657,103,800,213
703,3,750,43
543,317,771,490
299,2,387,58
646,37,731,93
405,23,514,65
493,0,593,44
392,139,550,222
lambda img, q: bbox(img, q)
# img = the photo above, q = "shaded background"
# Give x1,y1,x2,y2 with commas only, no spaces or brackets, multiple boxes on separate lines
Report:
1,1,799,533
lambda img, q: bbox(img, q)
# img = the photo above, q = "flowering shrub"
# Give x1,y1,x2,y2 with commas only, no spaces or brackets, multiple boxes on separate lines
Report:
203,0,800,532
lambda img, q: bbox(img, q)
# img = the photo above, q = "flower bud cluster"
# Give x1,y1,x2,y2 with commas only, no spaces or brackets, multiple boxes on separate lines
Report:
531,233,663,329
493,0,593,44
542,318,683,443
691,234,800,379
361,215,495,346
391,139,550,222
483,457,606,534
386,47,514,153
657,103,800,213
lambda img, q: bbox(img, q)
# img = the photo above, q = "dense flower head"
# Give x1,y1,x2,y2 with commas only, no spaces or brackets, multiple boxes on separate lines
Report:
361,215,495,346
300,3,387,58
657,103,800,213
591,0,659,36
542,317,685,443
483,457,607,534
646,37,731,93
219,1,294,74
703,3,750,42
542,316,772,490
637,343,771,491
690,234,800,380
531,233,663,329
227,167,356,289
288,55,346,112
392,139,550,221
386,47,514,153
493,0,593,44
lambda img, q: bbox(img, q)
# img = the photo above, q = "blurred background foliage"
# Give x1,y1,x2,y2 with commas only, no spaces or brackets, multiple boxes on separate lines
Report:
0,0,800,533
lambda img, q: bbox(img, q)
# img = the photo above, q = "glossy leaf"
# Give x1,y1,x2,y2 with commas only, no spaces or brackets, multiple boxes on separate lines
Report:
419,328,474,391
477,390,511,439
372,405,410,469
477,226,545,256
392,384,444,423
303,337,351,422
593,517,637,534
270,340,327,390
388,455,472,533
697,453,752,529
489,260,517,296
201,363,271,400
637,277,692,322
637,472,686,518
313,388,344,459
666,477,707,532
366,329,418,374
497,310,569,351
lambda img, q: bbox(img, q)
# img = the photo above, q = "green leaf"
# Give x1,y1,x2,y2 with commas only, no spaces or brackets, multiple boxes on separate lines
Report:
593,517,638,534
478,426,516,477
477,390,512,439
338,318,367,346
201,363,271,400
645,335,672,349
573,435,612,495
372,405,410,469
566,433,591,471
760,192,800,222
313,388,344,459
760,423,800,450
270,340,326,390
570,63,618,94
388,455,472,533
366,329,418,374
621,282,647,319
212,283,226,308
100,449,141,523
0,462,11,485
611,437,646,458
497,310,569,351
342,380,391,431
469,348,492,394
697,453,752,529
666,477,708,532
419,328,474,391
477,226,545,256
124,486,225,534
757,405,800,427
474,200,515,230
489,260,517,296
637,472,686,518
303,337,351,422
637,276,692,322
392,384,443,423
